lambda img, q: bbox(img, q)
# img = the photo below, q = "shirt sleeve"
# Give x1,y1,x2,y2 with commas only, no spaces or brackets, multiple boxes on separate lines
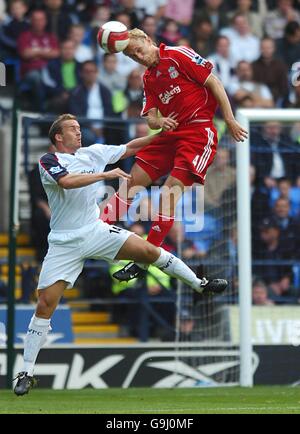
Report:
87,144,127,165
168,46,213,86
141,86,157,117
39,153,68,185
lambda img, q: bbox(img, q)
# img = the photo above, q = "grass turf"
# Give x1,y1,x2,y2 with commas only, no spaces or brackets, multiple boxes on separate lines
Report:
0,386,300,414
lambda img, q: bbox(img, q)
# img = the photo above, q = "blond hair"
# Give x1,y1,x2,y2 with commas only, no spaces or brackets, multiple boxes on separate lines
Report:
48,114,77,145
128,28,148,41
127,28,156,48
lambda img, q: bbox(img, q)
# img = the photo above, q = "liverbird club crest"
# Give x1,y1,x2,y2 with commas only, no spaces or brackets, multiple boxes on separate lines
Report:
168,66,179,79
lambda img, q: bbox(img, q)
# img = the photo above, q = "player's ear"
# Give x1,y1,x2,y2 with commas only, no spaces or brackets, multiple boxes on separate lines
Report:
54,132,62,144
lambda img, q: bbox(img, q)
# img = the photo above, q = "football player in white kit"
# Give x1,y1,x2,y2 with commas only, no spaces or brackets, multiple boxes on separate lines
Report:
14,114,227,395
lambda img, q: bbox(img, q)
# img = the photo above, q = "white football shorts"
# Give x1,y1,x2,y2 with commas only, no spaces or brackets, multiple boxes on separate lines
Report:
38,220,132,290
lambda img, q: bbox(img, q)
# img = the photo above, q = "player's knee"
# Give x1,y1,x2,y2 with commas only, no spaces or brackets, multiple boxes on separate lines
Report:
141,243,159,263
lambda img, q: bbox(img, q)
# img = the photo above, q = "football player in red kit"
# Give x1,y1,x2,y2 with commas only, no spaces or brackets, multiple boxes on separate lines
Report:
101,28,248,281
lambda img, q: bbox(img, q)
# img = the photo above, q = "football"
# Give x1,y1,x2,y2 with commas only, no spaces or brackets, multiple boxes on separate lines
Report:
97,21,129,54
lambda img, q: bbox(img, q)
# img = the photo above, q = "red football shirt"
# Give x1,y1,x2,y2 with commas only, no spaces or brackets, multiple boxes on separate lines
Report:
141,44,218,125
17,30,59,77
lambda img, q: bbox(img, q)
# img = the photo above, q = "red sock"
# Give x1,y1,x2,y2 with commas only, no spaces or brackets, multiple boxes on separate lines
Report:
147,214,175,247
101,193,132,224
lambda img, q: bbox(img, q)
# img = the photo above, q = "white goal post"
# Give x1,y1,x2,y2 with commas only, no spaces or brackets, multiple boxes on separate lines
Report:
236,108,300,387
13,111,42,228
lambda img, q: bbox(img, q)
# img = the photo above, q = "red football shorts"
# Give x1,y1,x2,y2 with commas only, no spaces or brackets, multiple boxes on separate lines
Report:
135,122,218,186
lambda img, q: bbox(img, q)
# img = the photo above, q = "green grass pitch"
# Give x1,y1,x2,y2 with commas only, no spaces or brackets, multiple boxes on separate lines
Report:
1,387,300,414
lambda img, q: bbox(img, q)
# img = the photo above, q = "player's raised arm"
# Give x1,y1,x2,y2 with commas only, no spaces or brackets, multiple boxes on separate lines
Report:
121,130,160,159
204,74,248,142
57,170,131,189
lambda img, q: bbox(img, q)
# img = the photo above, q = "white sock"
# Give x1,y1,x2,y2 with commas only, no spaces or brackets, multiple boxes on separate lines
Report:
23,315,51,376
136,262,149,270
153,248,203,291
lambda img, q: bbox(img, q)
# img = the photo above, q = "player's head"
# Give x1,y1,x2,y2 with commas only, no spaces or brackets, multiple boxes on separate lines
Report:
49,114,81,152
123,28,159,67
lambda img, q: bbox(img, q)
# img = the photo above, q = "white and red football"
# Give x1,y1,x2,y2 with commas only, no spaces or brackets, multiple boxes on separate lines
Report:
97,21,129,54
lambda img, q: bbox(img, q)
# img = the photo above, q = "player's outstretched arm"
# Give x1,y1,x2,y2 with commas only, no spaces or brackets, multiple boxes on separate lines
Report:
57,169,131,189
204,74,248,142
121,131,159,159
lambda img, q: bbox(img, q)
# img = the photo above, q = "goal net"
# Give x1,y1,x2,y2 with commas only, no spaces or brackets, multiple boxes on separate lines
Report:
173,127,241,387
174,109,300,387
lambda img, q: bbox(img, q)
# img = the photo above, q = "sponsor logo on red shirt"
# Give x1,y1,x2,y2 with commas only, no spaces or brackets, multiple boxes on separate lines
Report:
159,85,181,104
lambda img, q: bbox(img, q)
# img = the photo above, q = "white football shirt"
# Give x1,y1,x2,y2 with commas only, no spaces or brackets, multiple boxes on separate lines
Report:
39,143,126,231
